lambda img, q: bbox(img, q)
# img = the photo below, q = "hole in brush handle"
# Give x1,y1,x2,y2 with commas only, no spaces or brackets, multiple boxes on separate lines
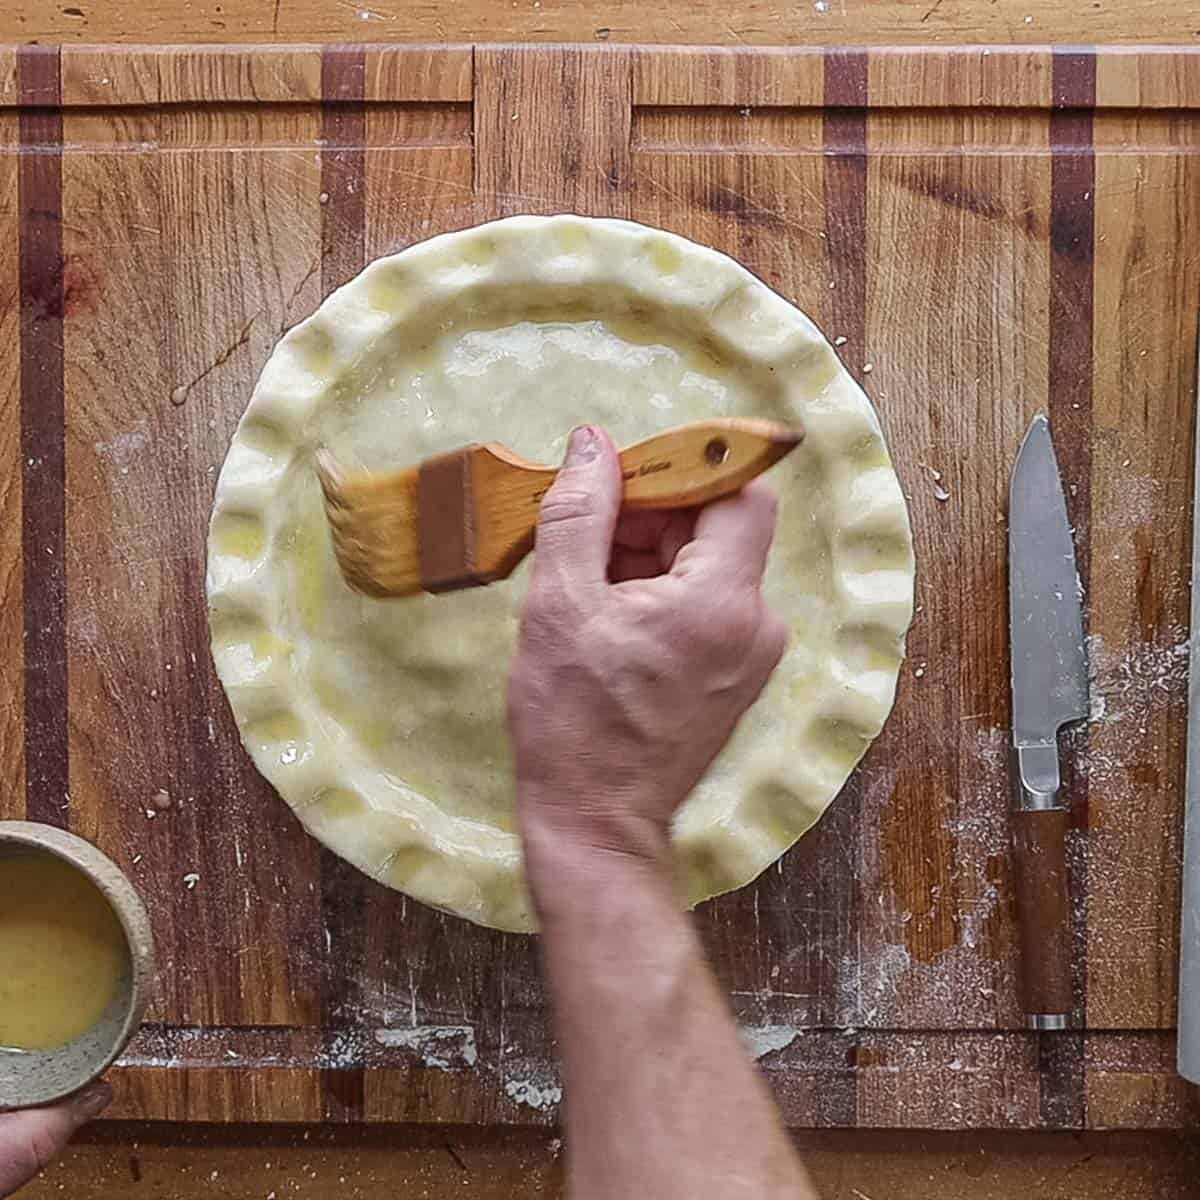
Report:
704,437,730,466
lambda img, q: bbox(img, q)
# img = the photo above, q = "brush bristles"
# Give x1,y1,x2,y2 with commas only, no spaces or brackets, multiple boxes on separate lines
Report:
316,452,423,597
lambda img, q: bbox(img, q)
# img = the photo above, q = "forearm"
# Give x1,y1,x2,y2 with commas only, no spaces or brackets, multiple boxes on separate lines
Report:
525,823,816,1200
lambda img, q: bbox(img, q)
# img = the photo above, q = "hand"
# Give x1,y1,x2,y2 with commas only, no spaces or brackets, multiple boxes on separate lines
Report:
509,424,787,892
0,1081,111,1197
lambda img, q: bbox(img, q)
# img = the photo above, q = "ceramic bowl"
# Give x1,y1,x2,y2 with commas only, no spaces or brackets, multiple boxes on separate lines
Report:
0,821,155,1111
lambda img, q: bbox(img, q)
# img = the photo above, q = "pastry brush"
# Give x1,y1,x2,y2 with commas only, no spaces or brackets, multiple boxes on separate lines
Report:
316,418,802,598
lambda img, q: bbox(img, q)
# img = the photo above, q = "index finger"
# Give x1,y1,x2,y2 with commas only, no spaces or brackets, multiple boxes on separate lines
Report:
670,480,779,588
0,1082,111,1195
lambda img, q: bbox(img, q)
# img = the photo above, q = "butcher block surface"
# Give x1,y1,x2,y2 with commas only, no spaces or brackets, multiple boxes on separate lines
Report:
1,41,1198,1129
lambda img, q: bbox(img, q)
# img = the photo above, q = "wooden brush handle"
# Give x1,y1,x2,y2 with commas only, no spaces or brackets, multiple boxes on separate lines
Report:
615,417,801,508
485,417,801,507
466,418,802,588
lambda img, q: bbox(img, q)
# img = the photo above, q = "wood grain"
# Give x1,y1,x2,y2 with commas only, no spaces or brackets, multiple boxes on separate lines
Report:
14,1126,1200,1200
354,61,492,1136
0,102,20,819
1011,809,1073,1017
1,41,1197,1132
318,41,371,1125
629,85,856,1122
158,43,323,103
61,93,173,965
869,45,1053,108
56,61,328,1050
1042,44,1096,1126
474,45,633,217
18,45,67,828
634,45,824,107
4,0,1200,46
1095,47,1200,108
364,44,473,102
59,46,160,106
1090,100,1199,1033
863,56,1050,1036
810,44,867,1122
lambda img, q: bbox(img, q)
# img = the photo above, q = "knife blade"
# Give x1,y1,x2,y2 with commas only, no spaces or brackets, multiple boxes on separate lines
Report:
1008,413,1089,1030
1180,324,1200,1084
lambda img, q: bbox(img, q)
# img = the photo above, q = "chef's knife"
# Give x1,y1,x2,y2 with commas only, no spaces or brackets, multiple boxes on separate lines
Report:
1180,327,1200,1084
1009,413,1089,1030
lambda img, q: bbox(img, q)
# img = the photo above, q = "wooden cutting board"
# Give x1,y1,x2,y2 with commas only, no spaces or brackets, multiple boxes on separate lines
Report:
1,41,1198,1130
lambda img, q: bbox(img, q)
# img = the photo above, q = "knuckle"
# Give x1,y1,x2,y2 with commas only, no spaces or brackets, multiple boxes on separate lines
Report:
29,1128,60,1174
668,539,703,575
520,585,575,640
538,485,598,530
723,599,763,651
506,670,542,731
745,478,779,519
682,590,760,655
506,657,536,703
762,609,789,666
9,1129,57,1184
520,587,553,627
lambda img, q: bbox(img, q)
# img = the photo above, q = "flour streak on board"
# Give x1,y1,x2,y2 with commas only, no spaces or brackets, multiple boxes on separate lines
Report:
741,1024,800,1060
505,1078,564,1112
375,1025,479,1072
845,743,1008,1030
858,618,1190,1033
1084,630,1190,784
122,1023,481,1073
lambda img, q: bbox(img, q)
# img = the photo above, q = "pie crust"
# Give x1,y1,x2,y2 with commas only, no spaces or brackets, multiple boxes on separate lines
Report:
206,215,915,932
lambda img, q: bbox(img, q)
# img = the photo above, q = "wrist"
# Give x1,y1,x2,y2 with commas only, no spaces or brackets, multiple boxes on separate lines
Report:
518,801,679,916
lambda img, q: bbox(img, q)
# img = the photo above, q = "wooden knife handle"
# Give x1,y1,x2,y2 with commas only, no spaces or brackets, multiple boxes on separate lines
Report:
1011,807,1073,1024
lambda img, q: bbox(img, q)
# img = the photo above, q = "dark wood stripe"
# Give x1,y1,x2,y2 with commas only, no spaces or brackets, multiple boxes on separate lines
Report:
823,49,868,373
1042,44,1096,1131
319,43,369,1123
1037,1032,1086,1130
824,48,869,110
320,45,367,294
17,45,67,828
797,46,871,1129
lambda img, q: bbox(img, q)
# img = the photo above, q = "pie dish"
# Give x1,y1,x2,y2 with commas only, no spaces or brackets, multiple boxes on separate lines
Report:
206,215,914,932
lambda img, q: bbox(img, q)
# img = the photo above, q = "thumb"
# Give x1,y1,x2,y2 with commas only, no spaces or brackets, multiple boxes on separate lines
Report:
533,425,621,590
0,1081,111,1195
